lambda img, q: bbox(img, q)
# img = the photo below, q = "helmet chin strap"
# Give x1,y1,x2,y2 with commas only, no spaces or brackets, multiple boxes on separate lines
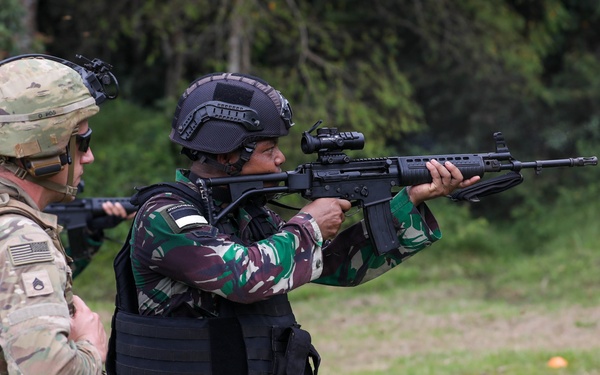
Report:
32,175,78,203
63,137,79,201
192,141,257,177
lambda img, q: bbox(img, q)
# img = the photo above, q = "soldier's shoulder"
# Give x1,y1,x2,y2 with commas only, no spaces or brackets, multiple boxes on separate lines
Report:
136,193,209,234
0,214,56,267
0,212,48,237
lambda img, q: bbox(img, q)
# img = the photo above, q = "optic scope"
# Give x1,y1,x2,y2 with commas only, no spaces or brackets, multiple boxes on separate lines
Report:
301,127,365,154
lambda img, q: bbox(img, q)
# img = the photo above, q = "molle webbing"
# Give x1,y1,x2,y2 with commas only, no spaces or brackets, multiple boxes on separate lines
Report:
113,302,299,375
114,312,213,374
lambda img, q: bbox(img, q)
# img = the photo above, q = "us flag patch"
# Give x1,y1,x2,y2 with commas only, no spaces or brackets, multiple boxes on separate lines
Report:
165,203,208,230
8,241,53,266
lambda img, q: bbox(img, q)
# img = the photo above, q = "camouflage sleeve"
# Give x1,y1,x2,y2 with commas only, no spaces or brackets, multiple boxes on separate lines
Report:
0,216,103,374
313,187,441,286
132,195,325,307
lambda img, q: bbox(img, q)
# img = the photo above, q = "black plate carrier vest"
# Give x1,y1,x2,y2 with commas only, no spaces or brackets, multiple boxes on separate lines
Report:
106,182,320,375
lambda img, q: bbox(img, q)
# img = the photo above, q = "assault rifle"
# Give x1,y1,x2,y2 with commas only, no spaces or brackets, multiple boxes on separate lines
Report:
44,198,137,254
46,126,597,256
196,124,597,255
45,197,137,231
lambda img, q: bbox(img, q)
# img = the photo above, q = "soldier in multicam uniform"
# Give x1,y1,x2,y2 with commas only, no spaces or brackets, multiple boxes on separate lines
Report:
0,55,117,374
108,73,480,375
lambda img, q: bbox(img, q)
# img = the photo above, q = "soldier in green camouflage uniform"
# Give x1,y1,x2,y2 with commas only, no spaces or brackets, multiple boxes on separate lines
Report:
113,73,480,374
0,55,117,374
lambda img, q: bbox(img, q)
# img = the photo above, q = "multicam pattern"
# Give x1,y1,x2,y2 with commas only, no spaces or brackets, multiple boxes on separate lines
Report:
0,180,103,374
0,56,98,158
131,169,442,317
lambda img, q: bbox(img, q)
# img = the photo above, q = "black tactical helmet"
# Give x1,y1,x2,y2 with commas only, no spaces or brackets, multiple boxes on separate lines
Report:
170,73,294,157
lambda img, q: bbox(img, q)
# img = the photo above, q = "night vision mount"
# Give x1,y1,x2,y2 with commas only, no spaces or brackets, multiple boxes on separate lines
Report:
71,54,119,105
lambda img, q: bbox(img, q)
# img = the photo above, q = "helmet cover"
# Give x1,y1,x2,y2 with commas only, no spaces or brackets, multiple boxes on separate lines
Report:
170,73,293,154
0,56,99,159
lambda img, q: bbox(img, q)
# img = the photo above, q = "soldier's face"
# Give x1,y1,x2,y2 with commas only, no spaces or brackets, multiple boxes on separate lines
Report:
239,138,286,176
49,120,95,189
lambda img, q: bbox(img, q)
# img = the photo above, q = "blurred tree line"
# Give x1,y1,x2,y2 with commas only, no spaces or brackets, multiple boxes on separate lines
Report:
3,0,600,237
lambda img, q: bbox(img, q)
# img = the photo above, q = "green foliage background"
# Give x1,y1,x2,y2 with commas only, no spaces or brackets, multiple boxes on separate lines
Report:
6,4,593,371
3,0,600,307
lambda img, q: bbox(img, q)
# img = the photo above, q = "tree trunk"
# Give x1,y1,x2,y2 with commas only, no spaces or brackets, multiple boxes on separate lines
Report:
228,0,252,73
17,0,38,52
163,30,185,98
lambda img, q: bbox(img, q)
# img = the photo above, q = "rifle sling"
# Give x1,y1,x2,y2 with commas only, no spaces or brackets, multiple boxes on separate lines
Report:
448,171,524,202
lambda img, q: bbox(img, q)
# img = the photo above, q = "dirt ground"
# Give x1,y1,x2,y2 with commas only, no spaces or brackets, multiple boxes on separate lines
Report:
293,290,600,374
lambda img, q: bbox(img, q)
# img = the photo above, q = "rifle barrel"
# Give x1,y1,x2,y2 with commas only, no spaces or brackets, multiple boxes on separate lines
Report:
502,156,598,171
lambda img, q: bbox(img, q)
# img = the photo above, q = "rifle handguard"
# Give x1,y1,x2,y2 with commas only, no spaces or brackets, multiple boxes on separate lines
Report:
447,171,524,202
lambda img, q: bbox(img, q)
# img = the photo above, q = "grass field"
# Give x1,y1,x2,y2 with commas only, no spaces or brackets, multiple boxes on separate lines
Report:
286,194,600,375
288,252,600,375
77,190,600,375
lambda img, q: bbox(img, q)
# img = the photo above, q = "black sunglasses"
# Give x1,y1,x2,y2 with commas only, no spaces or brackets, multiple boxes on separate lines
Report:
75,128,92,152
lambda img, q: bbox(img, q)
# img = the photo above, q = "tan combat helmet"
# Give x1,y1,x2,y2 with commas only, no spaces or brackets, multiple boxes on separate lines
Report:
0,54,118,200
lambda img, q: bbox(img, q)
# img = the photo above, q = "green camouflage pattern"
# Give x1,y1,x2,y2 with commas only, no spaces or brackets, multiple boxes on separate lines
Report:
130,169,442,317
0,179,103,374
0,57,99,158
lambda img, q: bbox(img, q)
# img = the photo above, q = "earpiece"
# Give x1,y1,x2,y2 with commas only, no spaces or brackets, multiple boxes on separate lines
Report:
22,154,70,177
